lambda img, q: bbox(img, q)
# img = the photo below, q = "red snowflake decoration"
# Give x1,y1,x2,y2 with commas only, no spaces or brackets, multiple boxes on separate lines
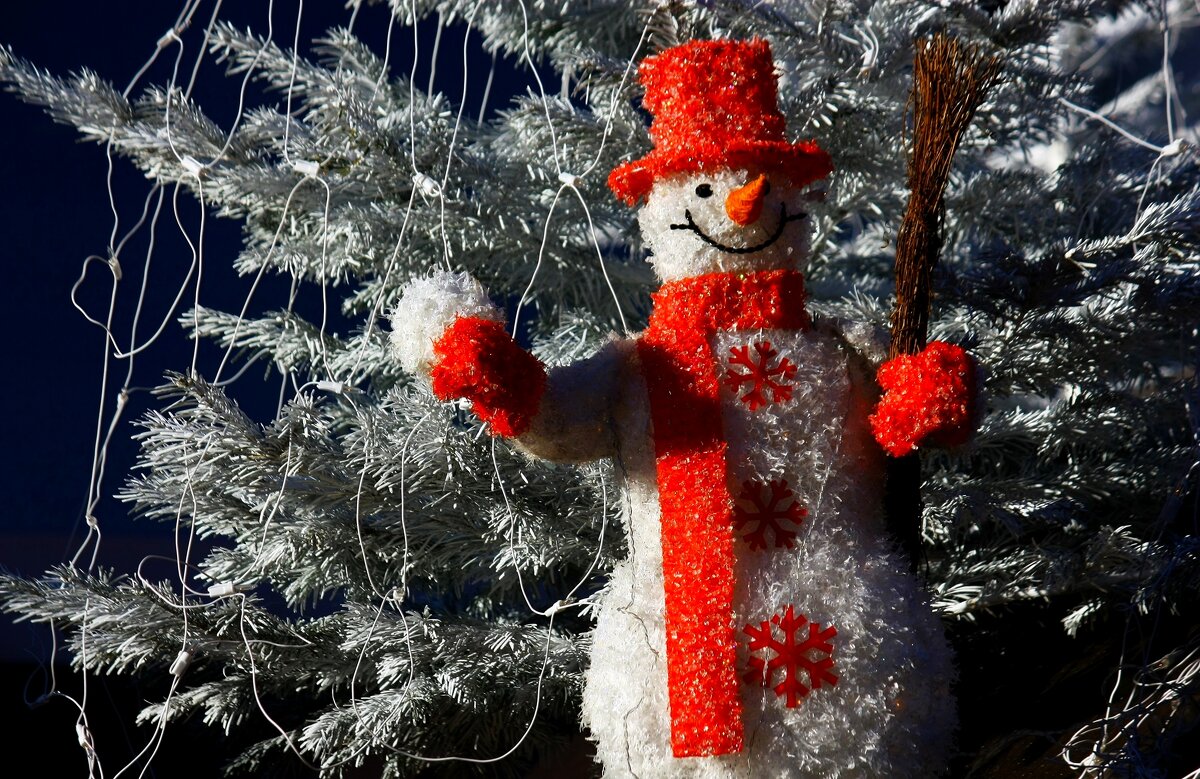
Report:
743,606,838,708
733,478,807,550
725,340,797,411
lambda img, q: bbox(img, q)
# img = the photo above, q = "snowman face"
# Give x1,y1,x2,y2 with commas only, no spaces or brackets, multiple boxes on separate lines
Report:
638,168,812,282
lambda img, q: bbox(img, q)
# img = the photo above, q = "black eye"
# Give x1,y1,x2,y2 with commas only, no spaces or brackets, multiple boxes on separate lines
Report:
695,183,713,198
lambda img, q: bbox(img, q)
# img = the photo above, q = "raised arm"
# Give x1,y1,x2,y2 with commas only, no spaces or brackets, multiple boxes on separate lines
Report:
390,271,618,463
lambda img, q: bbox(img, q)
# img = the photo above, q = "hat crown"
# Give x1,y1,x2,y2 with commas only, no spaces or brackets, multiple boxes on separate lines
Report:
607,38,832,205
641,39,787,154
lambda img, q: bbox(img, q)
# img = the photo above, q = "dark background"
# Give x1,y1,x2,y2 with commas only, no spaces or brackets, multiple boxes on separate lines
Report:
1,3,529,774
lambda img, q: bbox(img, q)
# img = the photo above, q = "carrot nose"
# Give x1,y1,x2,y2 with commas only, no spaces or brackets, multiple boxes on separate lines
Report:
725,174,768,226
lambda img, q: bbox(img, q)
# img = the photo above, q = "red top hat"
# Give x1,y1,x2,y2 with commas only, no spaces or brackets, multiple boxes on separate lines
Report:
608,39,833,206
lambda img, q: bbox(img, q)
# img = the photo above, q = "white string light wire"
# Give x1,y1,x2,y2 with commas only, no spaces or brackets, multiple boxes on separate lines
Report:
46,0,658,773
59,2,300,773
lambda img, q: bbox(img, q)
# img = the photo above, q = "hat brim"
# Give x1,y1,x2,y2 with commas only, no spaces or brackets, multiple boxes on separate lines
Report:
608,139,832,206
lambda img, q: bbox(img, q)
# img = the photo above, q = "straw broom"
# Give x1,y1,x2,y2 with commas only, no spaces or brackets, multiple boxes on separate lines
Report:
886,34,1001,565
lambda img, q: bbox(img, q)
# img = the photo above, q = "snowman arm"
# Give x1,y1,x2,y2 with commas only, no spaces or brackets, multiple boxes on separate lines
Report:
869,341,978,457
513,340,622,463
390,271,545,438
390,272,618,459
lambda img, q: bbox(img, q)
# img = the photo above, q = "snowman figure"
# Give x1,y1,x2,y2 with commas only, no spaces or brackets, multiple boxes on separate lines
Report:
391,39,971,778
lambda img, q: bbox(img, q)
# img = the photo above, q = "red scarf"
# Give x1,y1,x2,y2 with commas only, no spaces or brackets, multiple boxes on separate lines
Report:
637,268,811,757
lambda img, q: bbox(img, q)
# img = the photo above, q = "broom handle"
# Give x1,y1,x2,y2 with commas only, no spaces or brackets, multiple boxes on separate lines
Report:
885,35,1000,565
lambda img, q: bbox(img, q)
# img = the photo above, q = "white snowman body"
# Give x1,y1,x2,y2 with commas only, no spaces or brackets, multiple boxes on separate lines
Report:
513,170,956,776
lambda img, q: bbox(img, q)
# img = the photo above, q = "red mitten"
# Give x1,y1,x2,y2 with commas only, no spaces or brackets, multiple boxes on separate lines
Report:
430,316,546,438
390,271,547,439
870,341,976,457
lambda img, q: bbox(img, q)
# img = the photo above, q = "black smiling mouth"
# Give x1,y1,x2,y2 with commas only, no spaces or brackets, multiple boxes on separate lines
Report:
669,203,807,255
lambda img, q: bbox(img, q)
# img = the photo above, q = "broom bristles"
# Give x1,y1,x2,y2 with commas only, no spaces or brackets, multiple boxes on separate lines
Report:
890,34,1002,359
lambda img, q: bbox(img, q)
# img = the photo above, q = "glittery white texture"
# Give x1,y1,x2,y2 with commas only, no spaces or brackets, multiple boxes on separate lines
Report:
388,270,502,375
516,340,622,463
638,169,814,282
719,330,954,776
577,332,955,778
833,318,890,368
